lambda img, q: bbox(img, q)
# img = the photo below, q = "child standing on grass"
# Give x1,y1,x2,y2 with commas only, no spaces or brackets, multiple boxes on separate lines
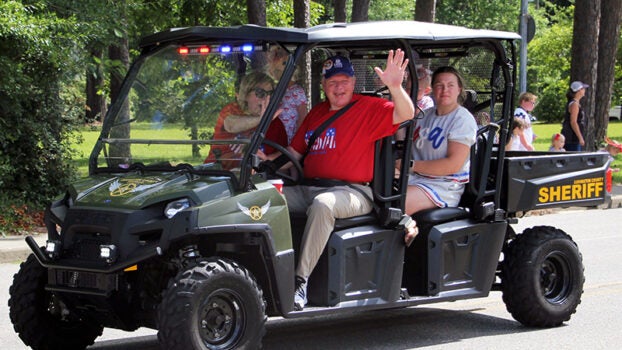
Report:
549,133,566,152
506,117,534,151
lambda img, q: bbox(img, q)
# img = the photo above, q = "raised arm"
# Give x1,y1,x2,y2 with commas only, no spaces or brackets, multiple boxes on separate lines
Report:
374,49,415,124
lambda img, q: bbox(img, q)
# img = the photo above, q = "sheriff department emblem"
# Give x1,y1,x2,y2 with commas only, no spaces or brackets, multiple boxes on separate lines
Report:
237,200,271,221
109,178,162,197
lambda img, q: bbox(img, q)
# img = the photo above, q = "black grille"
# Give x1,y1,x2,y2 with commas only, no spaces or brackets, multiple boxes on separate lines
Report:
68,236,111,260
54,270,118,291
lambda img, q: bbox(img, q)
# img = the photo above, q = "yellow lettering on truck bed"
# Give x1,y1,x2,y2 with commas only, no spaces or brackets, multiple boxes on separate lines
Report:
538,177,604,203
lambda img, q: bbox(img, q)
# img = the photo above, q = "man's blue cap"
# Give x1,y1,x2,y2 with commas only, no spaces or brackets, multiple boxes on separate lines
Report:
322,55,355,79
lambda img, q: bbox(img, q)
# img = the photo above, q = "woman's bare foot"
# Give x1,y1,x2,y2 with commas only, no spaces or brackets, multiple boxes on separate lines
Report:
404,218,418,247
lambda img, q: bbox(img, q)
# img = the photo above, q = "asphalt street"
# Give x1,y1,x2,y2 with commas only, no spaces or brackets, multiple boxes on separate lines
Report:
2,208,622,349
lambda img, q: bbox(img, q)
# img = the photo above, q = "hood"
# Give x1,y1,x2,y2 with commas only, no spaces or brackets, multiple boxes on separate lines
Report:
69,172,232,209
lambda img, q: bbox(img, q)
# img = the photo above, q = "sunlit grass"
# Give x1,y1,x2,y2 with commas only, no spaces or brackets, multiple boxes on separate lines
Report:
70,121,622,183
70,123,211,177
533,120,622,183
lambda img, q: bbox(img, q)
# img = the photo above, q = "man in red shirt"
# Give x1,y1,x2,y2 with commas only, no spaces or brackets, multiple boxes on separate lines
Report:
267,50,416,310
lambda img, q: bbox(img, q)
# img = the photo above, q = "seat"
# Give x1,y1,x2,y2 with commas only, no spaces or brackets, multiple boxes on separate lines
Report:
412,122,498,226
333,119,414,230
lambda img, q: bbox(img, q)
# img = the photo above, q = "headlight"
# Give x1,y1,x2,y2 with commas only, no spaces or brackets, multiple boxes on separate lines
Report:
45,240,61,259
164,198,191,218
99,244,118,263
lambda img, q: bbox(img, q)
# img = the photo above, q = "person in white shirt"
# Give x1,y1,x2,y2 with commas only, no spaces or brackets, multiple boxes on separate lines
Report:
513,92,537,150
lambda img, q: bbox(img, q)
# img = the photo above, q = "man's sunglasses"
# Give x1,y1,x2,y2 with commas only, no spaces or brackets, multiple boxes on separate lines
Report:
253,88,273,99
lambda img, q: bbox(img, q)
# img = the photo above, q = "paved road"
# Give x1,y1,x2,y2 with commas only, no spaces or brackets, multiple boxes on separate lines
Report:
2,208,622,349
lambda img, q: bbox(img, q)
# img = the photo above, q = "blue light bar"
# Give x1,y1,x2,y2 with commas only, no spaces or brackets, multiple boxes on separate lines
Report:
220,45,232,53
241,44,254,53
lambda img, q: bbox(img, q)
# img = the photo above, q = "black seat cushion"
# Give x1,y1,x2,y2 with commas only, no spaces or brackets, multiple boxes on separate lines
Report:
334,214,377,230
412,207,469,227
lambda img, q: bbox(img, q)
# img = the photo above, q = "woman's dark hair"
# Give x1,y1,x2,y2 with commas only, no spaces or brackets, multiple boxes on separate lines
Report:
432,66,466,104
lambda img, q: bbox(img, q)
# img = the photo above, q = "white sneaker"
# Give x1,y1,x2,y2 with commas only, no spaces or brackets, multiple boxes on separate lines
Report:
294,276,307,311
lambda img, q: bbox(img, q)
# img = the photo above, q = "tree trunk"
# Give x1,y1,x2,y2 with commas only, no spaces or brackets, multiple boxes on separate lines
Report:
570,0,600,151
415,0,436,22
85,47,106,123
108,32,131,166
247,0,267,71
334,0,347,22
294,0,312,112
351,0,370,22
247,0,266,26
594,0,622,144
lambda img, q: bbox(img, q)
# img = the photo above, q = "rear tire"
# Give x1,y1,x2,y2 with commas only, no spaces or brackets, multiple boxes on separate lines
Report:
501,226,584,327
9,254,103,350
158,258,266,349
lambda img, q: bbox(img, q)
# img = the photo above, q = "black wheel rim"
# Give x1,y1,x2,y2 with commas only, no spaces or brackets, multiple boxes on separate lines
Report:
540,250,572,304
198,289,245,349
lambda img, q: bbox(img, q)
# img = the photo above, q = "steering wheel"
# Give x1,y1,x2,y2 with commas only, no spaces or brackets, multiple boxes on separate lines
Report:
257,139,303,186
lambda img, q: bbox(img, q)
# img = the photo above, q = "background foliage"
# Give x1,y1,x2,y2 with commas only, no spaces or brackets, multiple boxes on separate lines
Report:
0,1,84,234
0,0,620,234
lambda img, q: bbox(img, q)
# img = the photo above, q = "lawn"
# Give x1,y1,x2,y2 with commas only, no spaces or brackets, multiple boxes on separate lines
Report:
70,121,622,182
70,123,210,177
532,120,622,183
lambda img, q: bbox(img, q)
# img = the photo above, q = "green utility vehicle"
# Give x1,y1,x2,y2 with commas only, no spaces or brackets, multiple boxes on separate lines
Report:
9,21,610,349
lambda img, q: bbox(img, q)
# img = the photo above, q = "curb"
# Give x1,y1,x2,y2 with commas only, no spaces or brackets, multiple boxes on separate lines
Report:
2,194,622,264
0,235,46,264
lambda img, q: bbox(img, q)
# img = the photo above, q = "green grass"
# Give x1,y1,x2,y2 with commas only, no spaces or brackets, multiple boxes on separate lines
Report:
533,120,622,183
69,124,210,177
70,121,622,183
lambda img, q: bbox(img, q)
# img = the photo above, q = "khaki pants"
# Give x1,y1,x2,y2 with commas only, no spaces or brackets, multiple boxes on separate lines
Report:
283,184,373,278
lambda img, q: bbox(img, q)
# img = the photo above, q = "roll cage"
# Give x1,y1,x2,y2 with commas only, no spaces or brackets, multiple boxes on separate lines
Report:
90,21,519,216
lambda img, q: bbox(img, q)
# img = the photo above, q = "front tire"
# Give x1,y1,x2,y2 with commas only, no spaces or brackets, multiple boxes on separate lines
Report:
501,226,584,327
8,254,104,350
158,258,266,350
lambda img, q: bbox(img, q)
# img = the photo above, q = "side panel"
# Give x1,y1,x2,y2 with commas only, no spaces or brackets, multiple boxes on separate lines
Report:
503,151,609,212
307,226,404,306
426,220,506,296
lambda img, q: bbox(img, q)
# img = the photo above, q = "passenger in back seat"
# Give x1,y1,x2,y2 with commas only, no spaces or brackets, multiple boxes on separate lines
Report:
404,66,477,239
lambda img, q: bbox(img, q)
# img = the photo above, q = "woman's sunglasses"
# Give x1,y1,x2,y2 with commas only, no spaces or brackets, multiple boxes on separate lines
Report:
253,88,273,99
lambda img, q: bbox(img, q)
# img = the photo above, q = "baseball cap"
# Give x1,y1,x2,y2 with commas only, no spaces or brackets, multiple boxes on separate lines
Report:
605,136,622,152
570,81,589,92
322,55,354,79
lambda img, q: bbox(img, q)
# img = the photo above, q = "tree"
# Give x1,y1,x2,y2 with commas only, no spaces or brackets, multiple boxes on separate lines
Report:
570,0,600,150
247,0,267,25
108,1,132,163
334,0,347,22
294,0,312,115
594,0,622,144
526,8,574,123
0,1,83,210
436,0,519,32
415,0,436,22
368,0,414,21
351,0,370,22
85,46,106,123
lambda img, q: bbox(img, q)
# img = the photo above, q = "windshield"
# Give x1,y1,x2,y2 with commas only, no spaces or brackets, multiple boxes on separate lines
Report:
95,41,296,175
